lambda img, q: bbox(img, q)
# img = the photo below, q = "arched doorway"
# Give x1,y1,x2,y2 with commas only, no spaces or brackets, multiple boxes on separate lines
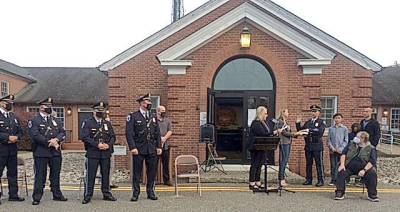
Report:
208,56,276,163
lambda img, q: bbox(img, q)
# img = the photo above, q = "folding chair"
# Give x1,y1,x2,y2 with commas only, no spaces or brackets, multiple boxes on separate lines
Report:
17,157,29,196
202,143,226,174
0,157,29,199
78,159,102,200
174,155,201,197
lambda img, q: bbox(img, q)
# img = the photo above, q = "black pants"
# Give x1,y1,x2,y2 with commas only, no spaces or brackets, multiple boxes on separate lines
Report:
249,150,266,182
0,155,18,198
83,158,112,199
305,150,324,182
336,161,377,197
161,148,170,183
132,154,158,197
32,156,63,201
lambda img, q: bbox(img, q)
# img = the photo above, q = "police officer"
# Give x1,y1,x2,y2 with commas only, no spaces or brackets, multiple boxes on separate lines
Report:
0,94,25,204
126,93,162,202
28,98,67,205
296,105,326,187
81,102,117,204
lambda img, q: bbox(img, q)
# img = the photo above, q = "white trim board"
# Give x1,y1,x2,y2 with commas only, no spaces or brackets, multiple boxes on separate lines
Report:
99,0,381,72
157,3,335,62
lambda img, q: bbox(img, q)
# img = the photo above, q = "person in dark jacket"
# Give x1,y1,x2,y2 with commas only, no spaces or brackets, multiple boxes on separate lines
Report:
348,123,361,142
248,106,277,190
28,97,67,205
81,102,117,204
360,107,381,147
126,94,162,201
0,94,25,204
296,105,327,187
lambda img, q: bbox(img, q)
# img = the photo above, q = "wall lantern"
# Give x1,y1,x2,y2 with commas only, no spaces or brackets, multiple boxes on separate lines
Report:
67,107,72,116
240,26,252,48
383,109,389,117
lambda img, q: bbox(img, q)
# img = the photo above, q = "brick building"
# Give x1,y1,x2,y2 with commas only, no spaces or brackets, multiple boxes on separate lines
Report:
100,0,382,176
0,59,108,150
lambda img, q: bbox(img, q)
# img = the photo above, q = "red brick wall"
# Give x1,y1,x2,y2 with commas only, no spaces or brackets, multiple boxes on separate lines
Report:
108,0,374,178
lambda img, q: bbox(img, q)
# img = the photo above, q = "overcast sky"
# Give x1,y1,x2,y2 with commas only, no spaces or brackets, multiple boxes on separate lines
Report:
0,0,399,67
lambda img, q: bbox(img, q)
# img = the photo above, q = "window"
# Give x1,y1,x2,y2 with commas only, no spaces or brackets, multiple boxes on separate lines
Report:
150,96,160,114
1,81,9,97
26,106,65,127
320,96,338,127
391,108,400,130
213,58,274,91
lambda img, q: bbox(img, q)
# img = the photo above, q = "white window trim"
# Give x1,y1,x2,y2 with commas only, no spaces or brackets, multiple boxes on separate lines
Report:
390,108,400,130
151,96,161,109
320,96,338,127
1,81,10,97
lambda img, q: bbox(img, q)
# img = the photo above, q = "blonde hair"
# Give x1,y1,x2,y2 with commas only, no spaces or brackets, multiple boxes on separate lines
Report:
255,106,268,121
278,108,288,120
357,131,370,143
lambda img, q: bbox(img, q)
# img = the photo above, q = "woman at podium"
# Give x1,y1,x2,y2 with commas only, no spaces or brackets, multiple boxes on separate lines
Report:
247,106,277,190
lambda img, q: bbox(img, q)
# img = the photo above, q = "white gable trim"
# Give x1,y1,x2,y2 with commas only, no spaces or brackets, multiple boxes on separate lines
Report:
252,0,381,71
158,3,335,75
100,0,381,72
99,0,230,71
158,3,335,61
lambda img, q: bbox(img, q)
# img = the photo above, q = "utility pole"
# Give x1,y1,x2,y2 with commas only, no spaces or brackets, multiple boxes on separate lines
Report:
172,0,184,23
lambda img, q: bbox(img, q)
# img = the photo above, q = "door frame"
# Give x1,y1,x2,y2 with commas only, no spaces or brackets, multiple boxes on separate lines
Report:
209,89,275,163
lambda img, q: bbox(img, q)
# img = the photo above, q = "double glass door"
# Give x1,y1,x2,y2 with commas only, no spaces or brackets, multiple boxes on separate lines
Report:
208,89,275,163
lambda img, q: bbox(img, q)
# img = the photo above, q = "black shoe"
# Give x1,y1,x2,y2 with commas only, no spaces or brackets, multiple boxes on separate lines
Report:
147,195,158,200
103,195,117,201
82,198,91,204
32,200,40,205
368,195,380,202
9,196,25,202
130,196,138,202
110,184,118,189
315,181,324,187
302,181,312,185
53,196,68,201
334,191,345,200
163,181,173,186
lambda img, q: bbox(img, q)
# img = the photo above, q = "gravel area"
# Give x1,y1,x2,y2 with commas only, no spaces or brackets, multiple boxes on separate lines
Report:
377,157,400,185
3,153,400,186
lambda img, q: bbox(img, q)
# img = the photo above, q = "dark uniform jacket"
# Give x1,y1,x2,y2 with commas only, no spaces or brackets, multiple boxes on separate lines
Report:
0,112,23,156
247,119,275,151
360,119,380,147
296,118,326,151
28,114,65,158
126,110,161,155
81,117,116,159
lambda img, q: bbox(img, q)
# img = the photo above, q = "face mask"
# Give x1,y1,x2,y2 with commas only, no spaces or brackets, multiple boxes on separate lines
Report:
96,112,105,119
5,103,13,111
146,104,152,110
44,107,52,114
353,137,361,144
160,112,166,118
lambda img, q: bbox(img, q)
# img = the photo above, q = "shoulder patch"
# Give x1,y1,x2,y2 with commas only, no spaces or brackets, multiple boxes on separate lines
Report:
28,120,32,128
127,115,131,122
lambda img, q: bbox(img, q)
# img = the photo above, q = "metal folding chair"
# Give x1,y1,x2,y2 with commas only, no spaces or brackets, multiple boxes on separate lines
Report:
174,155,201,197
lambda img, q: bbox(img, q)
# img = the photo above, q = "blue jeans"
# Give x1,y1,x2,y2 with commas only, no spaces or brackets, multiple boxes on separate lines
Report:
278,144,291,181
330,152,341,183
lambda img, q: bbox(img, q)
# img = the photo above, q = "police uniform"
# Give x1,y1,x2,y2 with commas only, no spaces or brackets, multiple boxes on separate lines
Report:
28,98,67,205
126,94,161,201
0,94,25,203
81,102,117,204
296,105,326,186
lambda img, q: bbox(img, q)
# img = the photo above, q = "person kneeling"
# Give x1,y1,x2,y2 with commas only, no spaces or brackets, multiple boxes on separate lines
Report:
334,131,379,202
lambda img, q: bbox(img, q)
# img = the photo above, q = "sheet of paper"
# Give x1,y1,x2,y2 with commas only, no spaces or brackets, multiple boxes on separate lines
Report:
248,109,256,127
